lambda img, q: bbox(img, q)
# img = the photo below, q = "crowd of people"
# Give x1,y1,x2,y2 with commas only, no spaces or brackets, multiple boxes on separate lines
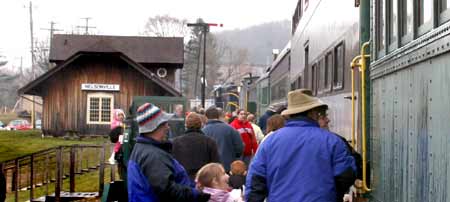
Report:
112,89,362,202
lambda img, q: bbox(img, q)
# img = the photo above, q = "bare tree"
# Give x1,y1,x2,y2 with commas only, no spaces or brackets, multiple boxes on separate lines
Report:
142,16,229,99
0,55,7,67
34,40,53,76
143,15,190,37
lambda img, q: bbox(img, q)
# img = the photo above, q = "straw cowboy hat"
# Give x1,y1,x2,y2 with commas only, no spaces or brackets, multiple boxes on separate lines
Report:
281,89,328,116
136,103,174,134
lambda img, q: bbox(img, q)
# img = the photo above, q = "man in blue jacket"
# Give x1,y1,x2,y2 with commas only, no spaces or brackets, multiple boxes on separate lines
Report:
127,103,210,202
246,90,356,202
203,107,243,172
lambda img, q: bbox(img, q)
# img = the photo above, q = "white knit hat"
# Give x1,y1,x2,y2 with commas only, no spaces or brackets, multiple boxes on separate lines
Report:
136,103,174,134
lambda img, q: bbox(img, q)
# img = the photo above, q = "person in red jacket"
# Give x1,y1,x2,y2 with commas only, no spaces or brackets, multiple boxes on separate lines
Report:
230,109,258,166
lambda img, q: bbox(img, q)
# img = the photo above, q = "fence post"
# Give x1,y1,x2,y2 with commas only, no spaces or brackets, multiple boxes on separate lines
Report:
45,153,49,195
70,146,76,193
98,145,105,197
55,147,63,202
14,159,19,202
30,154,34,201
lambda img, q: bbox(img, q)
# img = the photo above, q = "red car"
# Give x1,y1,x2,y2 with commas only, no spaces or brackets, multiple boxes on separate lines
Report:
7,119,32,130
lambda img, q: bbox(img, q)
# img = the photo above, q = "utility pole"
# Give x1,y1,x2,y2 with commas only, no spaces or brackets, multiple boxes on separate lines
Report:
193,33,202,99
187,22,223,108
77,17,96,35
28,0,36,130
41,21,63,45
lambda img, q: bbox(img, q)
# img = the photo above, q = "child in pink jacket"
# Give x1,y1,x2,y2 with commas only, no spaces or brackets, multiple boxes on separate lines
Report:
196,163,243,202
108,109,125,164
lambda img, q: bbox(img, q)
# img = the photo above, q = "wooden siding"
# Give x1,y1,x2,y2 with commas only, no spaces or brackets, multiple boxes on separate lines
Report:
41,55,174,136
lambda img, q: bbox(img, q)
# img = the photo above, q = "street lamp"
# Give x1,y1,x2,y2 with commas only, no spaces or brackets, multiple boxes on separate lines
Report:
187,22,223,108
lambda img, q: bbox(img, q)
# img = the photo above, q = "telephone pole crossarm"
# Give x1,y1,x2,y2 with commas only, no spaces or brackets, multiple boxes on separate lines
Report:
186,22,223,108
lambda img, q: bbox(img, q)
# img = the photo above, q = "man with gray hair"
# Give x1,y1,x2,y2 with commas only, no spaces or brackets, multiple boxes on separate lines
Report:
203,107,244,172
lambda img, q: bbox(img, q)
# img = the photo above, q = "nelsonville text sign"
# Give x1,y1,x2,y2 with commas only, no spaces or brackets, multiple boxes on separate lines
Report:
81,83,120,91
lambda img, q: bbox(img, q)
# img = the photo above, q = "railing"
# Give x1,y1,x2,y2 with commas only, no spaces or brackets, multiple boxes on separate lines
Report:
1,144,116,202
349,41,371,193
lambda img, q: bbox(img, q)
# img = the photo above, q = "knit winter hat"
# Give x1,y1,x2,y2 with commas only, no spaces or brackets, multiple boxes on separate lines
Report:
136,103,174,134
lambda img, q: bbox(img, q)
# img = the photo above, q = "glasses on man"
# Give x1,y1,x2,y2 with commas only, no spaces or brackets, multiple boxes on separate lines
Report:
317,111,328,118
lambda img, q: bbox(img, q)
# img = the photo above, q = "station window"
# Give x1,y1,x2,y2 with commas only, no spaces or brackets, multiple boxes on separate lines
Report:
87,93,113,125
333,43,345,90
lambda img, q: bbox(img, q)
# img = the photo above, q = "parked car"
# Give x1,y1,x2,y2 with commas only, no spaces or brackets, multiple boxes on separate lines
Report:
6,119,32,130
0,121,5,130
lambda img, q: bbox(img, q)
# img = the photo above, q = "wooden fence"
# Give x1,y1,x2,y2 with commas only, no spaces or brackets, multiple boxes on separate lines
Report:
0,144,115,202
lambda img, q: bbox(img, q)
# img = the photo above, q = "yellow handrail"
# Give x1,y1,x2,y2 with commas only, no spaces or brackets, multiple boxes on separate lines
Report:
349,42,371,193
350,55,362,149
359,41,371,192
227,102,239,109
223,92,240,99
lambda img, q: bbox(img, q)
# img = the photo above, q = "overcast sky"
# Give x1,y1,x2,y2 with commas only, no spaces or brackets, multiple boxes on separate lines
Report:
0,0,297,68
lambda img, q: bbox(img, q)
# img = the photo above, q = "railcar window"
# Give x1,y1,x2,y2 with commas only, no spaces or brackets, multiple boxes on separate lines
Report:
311,63,317,95
304,0,309,11
304,45,309,87
297,76,302,89
401,0,414,42
298,1,303,18
418,0,432,26
389,0,398,45
270,79,288,102
325,52,332,91
376,0,386,57
333,43,344,90
441,0,450,11
417,0,433,35
318,59,324,93
261,86,269,105
439,0,450,23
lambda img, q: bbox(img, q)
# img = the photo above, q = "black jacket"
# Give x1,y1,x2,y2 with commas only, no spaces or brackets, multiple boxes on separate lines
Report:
172,129,220,180
127,136,210,202
229,174,246,189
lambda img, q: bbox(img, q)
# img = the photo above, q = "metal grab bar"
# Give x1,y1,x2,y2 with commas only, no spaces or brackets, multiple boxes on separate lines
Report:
349,41,371,193
359,41,371,192
350,55,362,150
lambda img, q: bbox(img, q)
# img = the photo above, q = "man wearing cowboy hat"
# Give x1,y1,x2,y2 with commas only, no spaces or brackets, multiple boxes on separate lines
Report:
127,103,211,202
245,89,356,202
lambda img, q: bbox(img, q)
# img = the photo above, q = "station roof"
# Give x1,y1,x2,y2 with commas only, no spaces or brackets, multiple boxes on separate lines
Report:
50,34,184,67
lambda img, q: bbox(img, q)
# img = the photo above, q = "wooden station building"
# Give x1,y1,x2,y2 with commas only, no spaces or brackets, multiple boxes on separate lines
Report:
19,34,183,136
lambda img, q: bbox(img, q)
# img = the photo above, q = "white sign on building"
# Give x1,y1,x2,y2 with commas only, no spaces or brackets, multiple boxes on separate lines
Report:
81,83,120,91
